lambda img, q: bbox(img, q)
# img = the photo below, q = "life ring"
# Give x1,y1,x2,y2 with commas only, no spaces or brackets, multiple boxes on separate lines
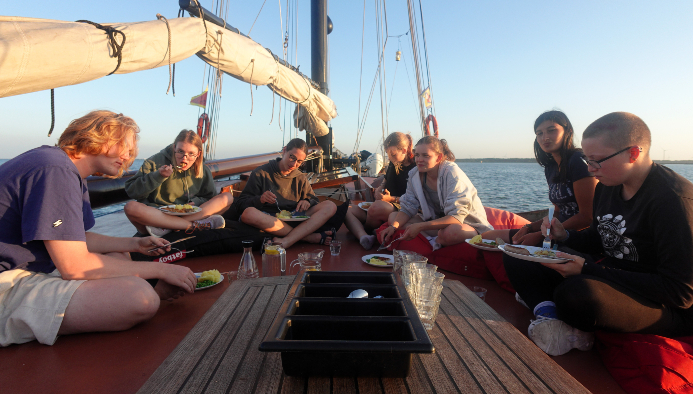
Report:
424,114,438,138
197,113,210,143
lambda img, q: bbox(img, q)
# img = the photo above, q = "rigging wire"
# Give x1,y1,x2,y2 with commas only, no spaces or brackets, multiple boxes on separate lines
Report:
354,0,367,155
248,0,269,37
375,0,389,159
417,0,436,118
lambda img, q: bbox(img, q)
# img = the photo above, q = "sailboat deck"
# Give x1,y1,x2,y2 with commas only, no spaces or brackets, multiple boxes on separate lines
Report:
0,209,624,393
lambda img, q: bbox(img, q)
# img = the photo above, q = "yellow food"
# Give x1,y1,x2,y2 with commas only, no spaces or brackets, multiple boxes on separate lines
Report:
276,210,292,219
265,245,280,255
163,204,197,213
470,235,483,245
533,250,556,257
198,269,221,283
369,257,392,265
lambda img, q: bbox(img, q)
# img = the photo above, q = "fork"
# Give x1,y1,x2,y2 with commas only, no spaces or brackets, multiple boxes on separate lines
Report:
543,206,555,250
378,235,404,251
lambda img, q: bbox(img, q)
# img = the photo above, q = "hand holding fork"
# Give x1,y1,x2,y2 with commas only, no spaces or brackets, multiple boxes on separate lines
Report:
542,206,555,250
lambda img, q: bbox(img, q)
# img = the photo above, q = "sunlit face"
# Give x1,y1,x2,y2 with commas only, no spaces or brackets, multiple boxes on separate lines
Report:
280,148,307,173
386,146,407,165
174,141,200,171
95,136,133,177
414,143,442,173
581,136,631,186
535,121,565,155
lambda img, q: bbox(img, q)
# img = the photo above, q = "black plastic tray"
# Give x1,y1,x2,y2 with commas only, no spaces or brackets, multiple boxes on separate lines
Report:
259,271,434,377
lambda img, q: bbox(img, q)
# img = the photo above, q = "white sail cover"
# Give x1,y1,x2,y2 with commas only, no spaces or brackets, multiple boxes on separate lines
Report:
196,27,337,136
0,15,337,137
0,16,206,98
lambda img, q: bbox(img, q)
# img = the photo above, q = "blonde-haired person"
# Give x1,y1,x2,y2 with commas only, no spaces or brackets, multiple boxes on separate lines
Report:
379,136,493,248
124,130,233,237
345,132,416,249
0,110,197,347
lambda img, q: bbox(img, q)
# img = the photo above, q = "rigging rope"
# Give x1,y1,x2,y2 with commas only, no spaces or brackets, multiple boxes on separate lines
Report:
47,89,55,137
76,20,125,75
156,14,174,96
248,0,269,37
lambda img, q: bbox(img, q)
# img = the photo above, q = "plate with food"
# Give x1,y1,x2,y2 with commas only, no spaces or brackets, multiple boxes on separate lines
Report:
466,235,503,252
358,202,373,211
498,245,569,263
160,204,201,216
362,254,394,267
195,269,224,290
275,210,310,221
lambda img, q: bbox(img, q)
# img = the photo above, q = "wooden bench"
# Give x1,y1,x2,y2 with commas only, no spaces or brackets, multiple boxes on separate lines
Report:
139,276,590,393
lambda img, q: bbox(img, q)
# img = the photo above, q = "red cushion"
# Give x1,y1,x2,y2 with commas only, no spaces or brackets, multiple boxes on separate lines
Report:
484,206,530,229
597,332,693,394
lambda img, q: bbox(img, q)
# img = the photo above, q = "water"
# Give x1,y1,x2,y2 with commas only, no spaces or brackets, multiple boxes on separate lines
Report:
457,162,693,213
2,158,692,215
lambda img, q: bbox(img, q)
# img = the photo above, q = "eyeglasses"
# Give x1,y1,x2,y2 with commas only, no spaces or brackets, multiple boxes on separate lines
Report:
175,149,199,159
288,154,305,165
581,146,640,169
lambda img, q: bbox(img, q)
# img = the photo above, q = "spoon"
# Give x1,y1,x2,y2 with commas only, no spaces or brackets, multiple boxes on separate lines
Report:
347,289,368,298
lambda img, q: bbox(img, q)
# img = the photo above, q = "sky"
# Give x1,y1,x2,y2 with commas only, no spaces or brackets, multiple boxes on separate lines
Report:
2,1,692,161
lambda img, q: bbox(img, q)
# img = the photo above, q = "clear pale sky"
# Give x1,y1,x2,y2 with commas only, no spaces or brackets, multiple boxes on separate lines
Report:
2,1,692,161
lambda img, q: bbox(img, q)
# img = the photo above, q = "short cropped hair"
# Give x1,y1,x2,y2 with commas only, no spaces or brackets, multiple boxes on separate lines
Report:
583,112,651,153
172,130,205,178
58,110,139,178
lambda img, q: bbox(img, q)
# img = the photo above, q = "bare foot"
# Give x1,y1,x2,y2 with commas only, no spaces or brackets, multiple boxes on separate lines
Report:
154,280,185,301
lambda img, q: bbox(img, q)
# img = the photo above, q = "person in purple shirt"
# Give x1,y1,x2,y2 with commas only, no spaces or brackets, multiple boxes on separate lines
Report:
0,110,197,347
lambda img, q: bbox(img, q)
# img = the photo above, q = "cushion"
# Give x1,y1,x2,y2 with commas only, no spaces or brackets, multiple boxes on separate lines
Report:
484,206,530,229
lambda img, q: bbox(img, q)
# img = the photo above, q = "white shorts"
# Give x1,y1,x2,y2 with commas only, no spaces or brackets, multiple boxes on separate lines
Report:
0,269,85,346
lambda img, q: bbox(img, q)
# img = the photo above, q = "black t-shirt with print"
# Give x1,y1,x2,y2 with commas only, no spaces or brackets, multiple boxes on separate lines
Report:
545,150,592,222
565,164,693,310
384,161,416,197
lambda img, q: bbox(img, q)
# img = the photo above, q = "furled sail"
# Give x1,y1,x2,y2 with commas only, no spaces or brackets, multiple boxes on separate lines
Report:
0,15,337,136
196,27,337,137
0,16,206,98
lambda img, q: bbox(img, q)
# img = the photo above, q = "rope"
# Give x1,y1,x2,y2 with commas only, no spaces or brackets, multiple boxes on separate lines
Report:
156,14,173,95
76,20,125,75
248,0,269,37
249,59,255,115
47,89,55,137
354,0,367,154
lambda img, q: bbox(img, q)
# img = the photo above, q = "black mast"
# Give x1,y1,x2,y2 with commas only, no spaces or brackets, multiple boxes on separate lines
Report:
308,0,333,172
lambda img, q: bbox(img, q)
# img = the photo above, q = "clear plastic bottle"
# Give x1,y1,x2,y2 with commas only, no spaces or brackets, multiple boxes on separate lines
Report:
237,240,259,279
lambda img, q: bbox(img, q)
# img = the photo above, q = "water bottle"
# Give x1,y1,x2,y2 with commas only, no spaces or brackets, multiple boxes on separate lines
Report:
237,240,259,279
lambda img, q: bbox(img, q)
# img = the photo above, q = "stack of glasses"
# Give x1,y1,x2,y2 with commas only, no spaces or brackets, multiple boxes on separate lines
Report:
393,250,445,330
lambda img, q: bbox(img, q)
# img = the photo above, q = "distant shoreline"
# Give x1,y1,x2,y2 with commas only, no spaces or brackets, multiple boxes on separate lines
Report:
455,158,693,164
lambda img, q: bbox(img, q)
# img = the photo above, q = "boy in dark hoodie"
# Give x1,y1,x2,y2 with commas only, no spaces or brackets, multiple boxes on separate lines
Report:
124,130,233,237
238,138,337,248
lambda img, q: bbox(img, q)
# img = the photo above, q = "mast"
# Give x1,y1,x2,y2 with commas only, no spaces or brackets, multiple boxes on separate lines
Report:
309,0,333,172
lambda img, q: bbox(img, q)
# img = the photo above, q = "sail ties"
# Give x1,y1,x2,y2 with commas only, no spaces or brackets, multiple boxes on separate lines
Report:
76,20,125,75
156,14,174,96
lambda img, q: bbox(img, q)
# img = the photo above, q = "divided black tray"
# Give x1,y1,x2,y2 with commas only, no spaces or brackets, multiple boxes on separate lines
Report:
259,271,434,377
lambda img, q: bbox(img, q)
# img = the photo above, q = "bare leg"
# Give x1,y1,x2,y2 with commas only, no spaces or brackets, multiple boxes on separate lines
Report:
344,206,377,249
437,223,478,246
124,192,233,233
272,200,337,248
365,200,395,229
240,207,293,236
481,229,511,243
58,276,161,335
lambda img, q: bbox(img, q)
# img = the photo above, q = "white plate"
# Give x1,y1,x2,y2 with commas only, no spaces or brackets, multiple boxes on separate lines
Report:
362,254,394,267
159,205,201,216
277,215,310,222
194,272,224,290
498,245,569,264
358,202,373,211
465,238,502,252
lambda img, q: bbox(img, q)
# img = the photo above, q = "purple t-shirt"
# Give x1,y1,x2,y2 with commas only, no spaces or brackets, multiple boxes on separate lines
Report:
0,146,94,273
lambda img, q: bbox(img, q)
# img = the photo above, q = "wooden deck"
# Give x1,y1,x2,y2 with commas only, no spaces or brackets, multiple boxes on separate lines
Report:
139,276,590,394
0,208,625,394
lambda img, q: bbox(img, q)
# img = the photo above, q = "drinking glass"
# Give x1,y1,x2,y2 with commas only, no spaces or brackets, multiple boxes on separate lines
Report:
330,240,342,256
418,295,442,331
473,286,487,302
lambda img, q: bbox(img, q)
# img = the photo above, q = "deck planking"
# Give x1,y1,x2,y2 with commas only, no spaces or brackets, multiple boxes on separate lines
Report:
140,276,591,394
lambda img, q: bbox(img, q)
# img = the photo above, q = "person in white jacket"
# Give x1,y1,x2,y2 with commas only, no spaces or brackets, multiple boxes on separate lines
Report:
379,136,493,247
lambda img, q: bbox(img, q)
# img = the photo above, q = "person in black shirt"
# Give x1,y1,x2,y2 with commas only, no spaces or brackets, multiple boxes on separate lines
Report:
504,112,693,356
345,132,416,249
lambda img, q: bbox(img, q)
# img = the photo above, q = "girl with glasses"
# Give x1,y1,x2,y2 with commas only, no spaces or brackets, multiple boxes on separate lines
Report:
124,130,233,236
483,110,598,246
